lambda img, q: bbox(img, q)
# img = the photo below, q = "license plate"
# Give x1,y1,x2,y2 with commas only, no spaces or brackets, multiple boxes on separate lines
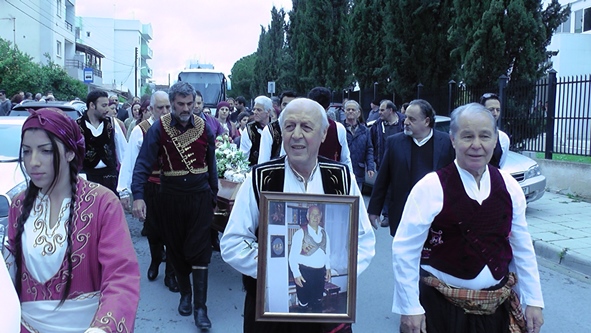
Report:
522,186,529,195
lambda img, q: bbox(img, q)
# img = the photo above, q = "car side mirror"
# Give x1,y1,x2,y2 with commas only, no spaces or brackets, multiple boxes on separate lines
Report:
0,194,8,218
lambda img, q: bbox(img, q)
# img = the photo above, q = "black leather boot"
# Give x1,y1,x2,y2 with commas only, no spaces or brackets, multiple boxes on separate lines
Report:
177,273,192,316
147,239,163,281
164,260,179,293
192,267,212,329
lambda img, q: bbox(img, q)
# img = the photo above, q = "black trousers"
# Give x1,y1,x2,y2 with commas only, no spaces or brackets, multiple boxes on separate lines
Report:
242,275,351,333
86,167,118,197
295,265,326,308
419,280,511,333
155,190,213,276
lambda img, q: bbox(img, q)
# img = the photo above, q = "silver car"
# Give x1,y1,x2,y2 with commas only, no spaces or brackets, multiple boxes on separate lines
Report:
0,117,28,201
364,116,546,203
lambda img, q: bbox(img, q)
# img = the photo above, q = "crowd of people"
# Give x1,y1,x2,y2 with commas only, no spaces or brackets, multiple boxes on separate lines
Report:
1,84,545,333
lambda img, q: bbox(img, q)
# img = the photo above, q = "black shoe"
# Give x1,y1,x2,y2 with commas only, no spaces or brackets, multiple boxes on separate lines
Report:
165,275,180,293
178,293,192,316
147,261,159,281
380,217,390,228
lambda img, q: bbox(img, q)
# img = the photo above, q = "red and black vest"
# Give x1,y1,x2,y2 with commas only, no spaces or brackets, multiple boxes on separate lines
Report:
420,164,513,280
318,119,341,162
158,113,209,176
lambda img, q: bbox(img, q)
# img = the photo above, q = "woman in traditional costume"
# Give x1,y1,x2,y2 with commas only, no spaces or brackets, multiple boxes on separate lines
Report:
3,108,140,333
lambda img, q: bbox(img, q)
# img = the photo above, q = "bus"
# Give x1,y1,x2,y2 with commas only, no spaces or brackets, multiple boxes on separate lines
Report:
177,68,227,115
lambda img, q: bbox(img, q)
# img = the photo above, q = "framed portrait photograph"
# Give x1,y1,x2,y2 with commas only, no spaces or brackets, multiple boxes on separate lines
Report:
256,192,360,323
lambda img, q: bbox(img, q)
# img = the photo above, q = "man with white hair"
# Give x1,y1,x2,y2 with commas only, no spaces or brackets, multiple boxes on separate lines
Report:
117,91,178,293
240,95,272,166
392,103,544,333
221,98,375,332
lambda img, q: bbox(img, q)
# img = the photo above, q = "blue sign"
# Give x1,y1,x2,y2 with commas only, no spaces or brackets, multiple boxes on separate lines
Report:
84,68,94,83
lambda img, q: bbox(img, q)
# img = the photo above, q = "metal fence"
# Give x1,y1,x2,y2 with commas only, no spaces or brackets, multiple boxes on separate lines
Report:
416,71,591,159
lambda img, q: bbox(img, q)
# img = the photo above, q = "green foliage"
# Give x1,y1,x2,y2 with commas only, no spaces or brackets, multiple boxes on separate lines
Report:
0,38,87,100
230,53,257,101
288,0,352,94
349,0,388,91
384,0,456,102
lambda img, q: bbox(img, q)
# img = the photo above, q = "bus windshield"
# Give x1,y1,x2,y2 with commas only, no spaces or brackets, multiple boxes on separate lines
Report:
178,71,225,108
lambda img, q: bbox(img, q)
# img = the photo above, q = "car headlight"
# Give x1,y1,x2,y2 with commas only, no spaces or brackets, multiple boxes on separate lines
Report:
524,164,541,180
6,180,27,201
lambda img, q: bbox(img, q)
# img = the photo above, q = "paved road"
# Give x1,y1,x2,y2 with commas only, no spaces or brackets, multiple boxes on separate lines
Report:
130,192,591,332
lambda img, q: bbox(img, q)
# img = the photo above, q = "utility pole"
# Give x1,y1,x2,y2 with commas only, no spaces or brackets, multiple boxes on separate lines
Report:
134,47,138,97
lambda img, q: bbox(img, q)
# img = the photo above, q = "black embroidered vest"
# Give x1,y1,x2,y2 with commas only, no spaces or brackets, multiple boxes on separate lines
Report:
269,120,282,159
77,115,117,171
246,121,264,166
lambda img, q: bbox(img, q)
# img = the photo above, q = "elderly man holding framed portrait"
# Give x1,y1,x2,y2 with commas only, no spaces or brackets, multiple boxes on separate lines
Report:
221,98,375,333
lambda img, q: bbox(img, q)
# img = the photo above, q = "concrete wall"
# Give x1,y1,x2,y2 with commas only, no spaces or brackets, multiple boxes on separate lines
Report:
534,157,591,199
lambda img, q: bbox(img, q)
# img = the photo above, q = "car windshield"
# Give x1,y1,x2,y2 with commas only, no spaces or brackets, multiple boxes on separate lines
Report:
0,123,23,160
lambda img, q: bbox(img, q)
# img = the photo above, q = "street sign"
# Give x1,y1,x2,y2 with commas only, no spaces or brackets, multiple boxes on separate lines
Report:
267,81,275,94
84,68,94,83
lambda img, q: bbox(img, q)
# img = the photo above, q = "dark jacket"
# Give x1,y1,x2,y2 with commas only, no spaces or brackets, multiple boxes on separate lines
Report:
345,122,375,182
367,130,455,236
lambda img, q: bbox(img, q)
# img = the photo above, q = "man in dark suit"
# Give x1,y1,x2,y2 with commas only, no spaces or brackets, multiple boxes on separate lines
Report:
367,99,455,236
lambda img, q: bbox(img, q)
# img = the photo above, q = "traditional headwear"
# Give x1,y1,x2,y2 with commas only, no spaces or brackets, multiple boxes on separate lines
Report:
216,101,230,110
21,108,86,171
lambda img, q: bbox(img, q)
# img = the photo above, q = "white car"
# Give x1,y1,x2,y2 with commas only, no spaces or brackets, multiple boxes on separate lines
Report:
364,116,546,203
0,117,28,201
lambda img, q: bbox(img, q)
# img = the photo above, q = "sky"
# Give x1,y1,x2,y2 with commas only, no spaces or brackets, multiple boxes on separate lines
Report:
76,0,293,85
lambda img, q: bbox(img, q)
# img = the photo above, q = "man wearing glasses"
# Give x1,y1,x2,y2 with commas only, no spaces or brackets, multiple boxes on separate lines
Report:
480,93,510,169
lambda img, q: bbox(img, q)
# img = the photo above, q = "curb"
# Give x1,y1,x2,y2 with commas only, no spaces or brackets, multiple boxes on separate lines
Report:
533,239,591,277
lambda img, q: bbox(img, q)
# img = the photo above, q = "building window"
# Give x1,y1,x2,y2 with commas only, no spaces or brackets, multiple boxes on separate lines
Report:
559,13,571,33
574,9,583,33
56,40,62,57
584,7,591,32
56,0,62,17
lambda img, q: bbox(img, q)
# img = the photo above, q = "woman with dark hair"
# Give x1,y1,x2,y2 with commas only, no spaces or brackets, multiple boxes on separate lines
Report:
233,111,251,148
3,108,140,332
216,101,239,141
126,100,150,139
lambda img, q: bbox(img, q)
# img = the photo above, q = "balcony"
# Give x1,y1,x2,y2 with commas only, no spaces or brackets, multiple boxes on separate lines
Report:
141,44,153,59
141,67,152,79
65,21,73,32
142,23,153,41
65,59,103,85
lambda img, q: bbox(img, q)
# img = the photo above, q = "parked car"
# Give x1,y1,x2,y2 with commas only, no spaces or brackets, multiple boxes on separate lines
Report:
10,100,86,120
0,117,28,203
364,116,546,203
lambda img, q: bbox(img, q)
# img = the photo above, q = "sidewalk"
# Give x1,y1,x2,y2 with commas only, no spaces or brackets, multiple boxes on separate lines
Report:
526,191,591,276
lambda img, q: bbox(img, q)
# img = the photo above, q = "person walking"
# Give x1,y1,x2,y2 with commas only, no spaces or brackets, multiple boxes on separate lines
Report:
131,82,218,330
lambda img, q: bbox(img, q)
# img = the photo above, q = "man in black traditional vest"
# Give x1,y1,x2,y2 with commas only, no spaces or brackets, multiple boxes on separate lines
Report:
257,90,297,164
368,99,455,235
77,90,127,195
239,95,272,166
220,98,376,333
392,103,544,333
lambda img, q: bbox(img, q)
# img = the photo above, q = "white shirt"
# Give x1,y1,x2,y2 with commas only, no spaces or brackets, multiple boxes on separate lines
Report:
270,122,353,171
220,158,375,279
84,117,126,169
0,255,20,333
257,125,274,164
239,125,263,160
391,161,544,315
117,118,154,193
498,130,510,169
